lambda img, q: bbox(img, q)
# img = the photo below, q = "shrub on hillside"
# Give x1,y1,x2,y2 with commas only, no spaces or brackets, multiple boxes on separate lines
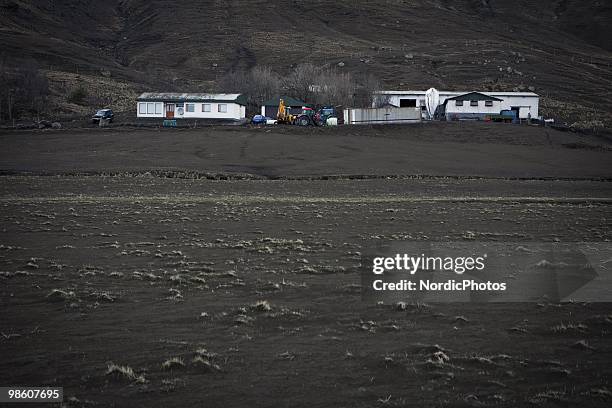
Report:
67,85,88,105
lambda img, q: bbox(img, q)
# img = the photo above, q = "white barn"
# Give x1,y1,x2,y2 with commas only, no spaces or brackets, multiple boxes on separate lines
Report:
137,93,246,120
375,90,539,120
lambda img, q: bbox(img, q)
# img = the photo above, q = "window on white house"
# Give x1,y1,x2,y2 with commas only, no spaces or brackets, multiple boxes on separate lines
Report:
400,99,416,107
186,103,195,113
455,100,463,106
485,100,493,107
218,104,227,113
470,100,478,106
139,103,146,114
147,103,155,114
155,103,162,114
202,104,211,112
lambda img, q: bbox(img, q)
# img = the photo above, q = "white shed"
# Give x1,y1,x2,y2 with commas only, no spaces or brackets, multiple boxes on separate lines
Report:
136,93,246,120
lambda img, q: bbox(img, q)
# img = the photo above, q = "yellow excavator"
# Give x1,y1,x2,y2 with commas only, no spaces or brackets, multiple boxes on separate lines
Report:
276,98,316,126
276,98,339,126
276,98,295,124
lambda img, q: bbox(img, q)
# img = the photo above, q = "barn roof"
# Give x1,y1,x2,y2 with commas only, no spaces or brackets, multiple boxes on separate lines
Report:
137,93,246,105
377,90,538,97
262,96,308,107
444,92,503,102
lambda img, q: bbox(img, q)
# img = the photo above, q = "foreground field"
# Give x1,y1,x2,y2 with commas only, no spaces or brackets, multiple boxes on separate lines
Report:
1,125,611,407
1,123,611,179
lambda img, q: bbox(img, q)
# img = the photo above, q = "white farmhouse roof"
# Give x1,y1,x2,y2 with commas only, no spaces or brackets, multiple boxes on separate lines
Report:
137,93,246,104
377,90,538,97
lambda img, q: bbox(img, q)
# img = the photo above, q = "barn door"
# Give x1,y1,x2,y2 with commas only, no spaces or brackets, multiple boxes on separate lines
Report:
510,106,520,122
166,103,175,118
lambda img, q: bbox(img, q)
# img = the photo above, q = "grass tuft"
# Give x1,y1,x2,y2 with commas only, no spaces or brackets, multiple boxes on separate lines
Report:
250,300,272,312
192,355,221,371
161,357,185,370
46,289,76,302
105,363,146,383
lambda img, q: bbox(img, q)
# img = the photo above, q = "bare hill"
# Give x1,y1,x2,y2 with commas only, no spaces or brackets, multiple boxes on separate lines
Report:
0,0,611,122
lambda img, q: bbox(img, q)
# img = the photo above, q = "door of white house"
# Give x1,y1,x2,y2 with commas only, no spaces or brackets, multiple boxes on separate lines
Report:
165,103,175,119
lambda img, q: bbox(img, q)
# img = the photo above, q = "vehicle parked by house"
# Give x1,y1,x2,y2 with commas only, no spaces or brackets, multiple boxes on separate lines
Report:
486,110,518,123
92,109,114,124
251,115,277,125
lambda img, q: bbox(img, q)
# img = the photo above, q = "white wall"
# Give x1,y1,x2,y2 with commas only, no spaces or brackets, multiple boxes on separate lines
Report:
383,93,458,109
137,101,246,119
344,107,421,124
496,95,539,118
180,102,244,120
378,92,539,119
445,100,502,115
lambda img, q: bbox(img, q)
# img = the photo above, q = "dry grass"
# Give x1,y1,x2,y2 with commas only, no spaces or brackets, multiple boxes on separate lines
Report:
395,301,429,312
277,351,296,361
88,291,116,302
192,348,221,371
571,340,595,350
105,363,146,383
161,357,185,370
429,351,450,365
46,289,77,302
529,390,566,404
550,322,588,333
0,271,30,278
192,355,221,371
249,300,272,312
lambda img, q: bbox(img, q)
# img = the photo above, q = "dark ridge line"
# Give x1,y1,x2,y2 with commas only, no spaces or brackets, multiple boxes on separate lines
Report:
0,170,611,182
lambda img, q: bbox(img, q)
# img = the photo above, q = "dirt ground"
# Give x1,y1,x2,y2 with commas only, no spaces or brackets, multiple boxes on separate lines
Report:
1,123,611,407
1,123,611,179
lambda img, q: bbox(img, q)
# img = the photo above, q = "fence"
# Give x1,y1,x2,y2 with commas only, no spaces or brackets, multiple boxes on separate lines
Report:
343,107,421,125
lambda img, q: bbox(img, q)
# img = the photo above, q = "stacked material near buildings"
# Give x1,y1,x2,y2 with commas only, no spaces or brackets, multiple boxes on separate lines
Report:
343,106,421,125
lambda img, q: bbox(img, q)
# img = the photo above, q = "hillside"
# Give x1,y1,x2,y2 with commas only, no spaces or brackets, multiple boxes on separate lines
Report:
0,0,611,123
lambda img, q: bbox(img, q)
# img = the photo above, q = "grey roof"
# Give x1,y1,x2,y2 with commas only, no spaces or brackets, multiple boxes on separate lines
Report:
137,93,246,105
378,90,538,97
262,96,308,107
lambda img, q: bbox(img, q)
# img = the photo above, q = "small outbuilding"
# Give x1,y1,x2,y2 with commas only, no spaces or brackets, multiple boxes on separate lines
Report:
137,93,246,120
260,96,308,118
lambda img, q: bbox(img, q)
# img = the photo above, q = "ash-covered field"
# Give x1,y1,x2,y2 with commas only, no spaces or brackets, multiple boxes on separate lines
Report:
1,124,611,407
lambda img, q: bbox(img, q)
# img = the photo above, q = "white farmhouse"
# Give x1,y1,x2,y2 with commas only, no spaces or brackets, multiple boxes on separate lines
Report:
136,93,246,120
375,90,539,119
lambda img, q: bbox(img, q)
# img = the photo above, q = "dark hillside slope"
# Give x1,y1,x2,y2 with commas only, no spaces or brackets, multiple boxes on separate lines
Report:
0,0,610,122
